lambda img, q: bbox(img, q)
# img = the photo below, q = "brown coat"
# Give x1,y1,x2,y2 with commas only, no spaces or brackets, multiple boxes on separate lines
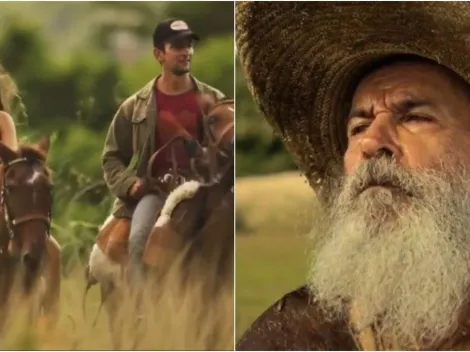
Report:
237,286,356,351
237,286,470,351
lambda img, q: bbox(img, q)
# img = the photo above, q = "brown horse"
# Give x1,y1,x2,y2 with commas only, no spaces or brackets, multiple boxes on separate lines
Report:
0,137,60,330
142,162,234,283
142,99,234,285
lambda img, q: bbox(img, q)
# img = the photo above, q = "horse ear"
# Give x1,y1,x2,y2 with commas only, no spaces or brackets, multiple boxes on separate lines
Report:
37,135,50,157
0,142,18,164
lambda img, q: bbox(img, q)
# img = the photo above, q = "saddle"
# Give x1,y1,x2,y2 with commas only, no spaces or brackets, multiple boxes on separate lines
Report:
95,171,192,268
142,221,184,270
94,214,184,269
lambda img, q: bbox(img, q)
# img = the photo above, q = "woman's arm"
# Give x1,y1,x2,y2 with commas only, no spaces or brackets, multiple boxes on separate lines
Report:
0,111,18,152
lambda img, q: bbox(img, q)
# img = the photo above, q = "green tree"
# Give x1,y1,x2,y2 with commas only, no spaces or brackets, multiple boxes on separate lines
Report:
166,1,234,39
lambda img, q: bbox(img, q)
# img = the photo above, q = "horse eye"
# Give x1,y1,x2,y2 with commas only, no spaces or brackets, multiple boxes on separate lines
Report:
207,115,216,124
4,184,16,192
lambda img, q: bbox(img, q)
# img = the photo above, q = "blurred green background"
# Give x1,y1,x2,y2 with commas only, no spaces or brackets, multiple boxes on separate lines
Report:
236,59,296,177
235,31,316,341
0,1,234,273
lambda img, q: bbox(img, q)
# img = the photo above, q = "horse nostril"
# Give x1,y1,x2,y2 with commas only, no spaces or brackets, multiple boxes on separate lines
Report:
22,253,36,269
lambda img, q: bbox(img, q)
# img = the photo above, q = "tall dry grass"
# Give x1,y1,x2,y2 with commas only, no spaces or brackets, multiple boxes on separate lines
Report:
236,171,314,338
0,252,234,350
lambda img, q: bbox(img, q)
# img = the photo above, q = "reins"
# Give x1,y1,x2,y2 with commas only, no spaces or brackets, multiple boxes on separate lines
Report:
1,157,52,242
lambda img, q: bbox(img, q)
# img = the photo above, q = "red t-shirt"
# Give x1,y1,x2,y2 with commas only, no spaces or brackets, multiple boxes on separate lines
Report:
152,86,203,173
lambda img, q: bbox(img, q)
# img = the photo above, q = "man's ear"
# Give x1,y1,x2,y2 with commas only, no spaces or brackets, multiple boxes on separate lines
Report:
153,47,164,64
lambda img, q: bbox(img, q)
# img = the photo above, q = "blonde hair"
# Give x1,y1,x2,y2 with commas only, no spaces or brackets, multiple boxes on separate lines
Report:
0,65,19,113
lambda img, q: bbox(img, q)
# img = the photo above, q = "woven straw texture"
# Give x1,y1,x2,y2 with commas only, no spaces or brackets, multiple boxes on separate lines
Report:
236,1,470,199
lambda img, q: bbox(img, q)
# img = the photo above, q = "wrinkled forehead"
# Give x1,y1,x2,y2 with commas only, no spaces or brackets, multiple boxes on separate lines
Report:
352,59,470,106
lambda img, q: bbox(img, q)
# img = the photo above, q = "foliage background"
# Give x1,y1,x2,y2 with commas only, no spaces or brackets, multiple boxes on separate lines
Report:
0,1,234,273
234,6,314,342
235,59,296,177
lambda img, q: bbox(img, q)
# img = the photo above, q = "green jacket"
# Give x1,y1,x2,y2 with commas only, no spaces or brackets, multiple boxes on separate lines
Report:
101,74,226,218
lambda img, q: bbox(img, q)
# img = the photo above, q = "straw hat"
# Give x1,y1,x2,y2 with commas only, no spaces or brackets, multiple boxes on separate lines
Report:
236,2,470,201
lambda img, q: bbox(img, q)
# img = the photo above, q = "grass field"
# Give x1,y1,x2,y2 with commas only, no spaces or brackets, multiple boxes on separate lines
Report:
236,171,317,341
0,261,234,350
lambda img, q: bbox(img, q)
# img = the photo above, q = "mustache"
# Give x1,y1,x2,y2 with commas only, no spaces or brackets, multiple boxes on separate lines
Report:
344,157,424,200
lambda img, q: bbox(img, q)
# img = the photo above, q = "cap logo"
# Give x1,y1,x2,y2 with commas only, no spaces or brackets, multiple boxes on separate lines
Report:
170,20,189,31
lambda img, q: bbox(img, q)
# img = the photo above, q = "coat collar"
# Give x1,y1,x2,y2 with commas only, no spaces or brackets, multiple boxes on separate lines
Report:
136,74,204,100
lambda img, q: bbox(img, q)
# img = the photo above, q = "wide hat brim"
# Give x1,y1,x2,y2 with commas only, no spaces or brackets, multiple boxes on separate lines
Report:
236,1,470,201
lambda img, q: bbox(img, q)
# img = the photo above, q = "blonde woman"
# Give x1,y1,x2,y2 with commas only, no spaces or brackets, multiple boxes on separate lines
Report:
0,66,61,325
0,67,18,152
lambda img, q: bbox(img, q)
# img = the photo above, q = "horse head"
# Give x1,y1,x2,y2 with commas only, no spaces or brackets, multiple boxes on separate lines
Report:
0,136,52,276
203,98,234,158
187,98,234,184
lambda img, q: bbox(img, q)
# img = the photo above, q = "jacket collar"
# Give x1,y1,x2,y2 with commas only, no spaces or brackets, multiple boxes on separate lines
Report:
136,74,204,100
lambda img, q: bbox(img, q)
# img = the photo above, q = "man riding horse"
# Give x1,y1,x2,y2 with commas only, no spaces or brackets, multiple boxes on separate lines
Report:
101,18,226,286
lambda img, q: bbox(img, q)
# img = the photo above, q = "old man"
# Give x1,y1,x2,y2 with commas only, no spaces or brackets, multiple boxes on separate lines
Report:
236,2,470,350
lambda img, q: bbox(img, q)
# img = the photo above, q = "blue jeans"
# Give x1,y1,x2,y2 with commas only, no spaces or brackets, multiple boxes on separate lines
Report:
128,193,164,285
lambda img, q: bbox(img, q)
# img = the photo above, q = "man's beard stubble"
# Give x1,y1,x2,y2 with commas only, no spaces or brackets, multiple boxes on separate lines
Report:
172,68,190,76
307,157,470,349
171,61,191,76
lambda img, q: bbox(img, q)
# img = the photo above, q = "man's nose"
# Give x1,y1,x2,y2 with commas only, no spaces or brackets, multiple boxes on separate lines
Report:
359,117,402,161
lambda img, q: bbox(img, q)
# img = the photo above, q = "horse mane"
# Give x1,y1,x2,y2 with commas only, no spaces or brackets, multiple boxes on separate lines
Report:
18,144,52,179
19,144,46,163
208,98,234,119
215,98,234,107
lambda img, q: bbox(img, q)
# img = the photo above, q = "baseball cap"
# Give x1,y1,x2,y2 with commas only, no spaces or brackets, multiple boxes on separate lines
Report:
153,18,199,48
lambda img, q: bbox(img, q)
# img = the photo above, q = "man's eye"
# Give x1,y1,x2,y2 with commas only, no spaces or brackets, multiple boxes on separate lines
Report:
401,114,434,123
350,124,368,136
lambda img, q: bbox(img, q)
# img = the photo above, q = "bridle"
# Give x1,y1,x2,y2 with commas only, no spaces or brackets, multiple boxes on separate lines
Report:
1,158,52,241
145,101,234,189
200,102,234,183
203,105,234,158
146,134,193,193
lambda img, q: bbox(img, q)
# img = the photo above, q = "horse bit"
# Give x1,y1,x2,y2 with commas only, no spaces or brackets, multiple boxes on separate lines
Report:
1,158,52,240
199,111,234,184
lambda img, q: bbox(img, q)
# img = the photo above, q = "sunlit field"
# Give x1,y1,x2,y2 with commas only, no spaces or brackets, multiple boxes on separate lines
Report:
1,258,234,350
236,171,316,340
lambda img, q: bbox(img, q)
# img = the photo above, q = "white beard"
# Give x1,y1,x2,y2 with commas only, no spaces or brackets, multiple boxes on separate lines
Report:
307,157,470,349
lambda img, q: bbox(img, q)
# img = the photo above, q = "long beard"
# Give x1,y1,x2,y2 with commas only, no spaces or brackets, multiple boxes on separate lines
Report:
307,157,470,349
